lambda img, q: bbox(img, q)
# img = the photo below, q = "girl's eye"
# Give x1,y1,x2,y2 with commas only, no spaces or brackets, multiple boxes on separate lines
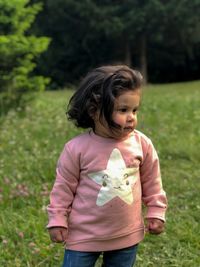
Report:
119,108,127,112
133,107,139,113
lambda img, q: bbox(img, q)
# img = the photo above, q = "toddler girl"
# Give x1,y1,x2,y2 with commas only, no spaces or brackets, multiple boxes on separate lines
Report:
47,65,167,267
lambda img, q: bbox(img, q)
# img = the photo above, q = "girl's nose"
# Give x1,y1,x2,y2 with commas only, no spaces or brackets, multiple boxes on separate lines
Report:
127,113,136,121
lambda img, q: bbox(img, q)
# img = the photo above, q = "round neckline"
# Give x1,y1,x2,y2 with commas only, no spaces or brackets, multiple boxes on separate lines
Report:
88,129,134,143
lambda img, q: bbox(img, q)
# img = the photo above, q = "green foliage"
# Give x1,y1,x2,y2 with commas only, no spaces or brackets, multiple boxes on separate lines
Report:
0,0,50,115
32,0,200,86
0,81,200,266
164,0,200,44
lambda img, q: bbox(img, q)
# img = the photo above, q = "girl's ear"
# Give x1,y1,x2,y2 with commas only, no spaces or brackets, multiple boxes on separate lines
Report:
92,110,100,121
88,107,99,121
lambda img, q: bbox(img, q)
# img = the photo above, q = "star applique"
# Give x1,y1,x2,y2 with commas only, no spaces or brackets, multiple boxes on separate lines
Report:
88,148,138,206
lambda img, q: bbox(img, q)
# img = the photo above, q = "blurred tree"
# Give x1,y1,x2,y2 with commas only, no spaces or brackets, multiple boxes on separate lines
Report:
168,0,199,81
30,0,112,87
0,0,50,115
148,0,200,82
32,0,166,84
92,0,166,83
32,0,200,86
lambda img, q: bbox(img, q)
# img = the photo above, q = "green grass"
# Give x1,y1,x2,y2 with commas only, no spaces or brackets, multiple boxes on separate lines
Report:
0,81,200,266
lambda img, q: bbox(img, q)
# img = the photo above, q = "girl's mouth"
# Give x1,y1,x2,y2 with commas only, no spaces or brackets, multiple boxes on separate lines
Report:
124,126,133,131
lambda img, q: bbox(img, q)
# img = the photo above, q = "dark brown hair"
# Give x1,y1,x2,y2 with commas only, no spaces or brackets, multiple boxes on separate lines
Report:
67,65,143,130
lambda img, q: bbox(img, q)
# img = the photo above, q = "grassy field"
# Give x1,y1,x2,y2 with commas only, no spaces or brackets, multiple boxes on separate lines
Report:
0,81,200,266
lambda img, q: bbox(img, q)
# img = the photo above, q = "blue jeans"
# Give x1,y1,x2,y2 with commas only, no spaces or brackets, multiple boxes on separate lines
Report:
62,244,138,267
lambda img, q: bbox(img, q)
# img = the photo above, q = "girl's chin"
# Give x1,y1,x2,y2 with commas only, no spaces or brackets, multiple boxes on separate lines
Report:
123,127,134,134
124,127,133,132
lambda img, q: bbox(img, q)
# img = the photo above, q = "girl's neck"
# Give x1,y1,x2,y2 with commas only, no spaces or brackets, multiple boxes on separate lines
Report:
90,129,133,142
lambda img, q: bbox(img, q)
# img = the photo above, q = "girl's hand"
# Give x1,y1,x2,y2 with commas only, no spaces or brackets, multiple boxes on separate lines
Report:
48,227,68,243
145,218,165,235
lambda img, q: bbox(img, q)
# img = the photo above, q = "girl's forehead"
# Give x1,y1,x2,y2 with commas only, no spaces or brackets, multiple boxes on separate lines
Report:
116,90,140,99
114,90,140,106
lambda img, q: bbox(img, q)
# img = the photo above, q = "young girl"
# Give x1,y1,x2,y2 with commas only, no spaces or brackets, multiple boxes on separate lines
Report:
47,65,167,267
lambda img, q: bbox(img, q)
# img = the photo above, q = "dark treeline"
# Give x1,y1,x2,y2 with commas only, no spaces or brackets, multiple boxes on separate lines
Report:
31,0,200,87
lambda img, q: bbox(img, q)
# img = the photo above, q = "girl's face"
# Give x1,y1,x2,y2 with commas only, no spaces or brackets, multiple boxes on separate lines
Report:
94,89,141,139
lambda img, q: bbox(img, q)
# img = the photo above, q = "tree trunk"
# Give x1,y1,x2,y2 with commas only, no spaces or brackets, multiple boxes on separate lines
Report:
139,34,148,84
124,39,131,67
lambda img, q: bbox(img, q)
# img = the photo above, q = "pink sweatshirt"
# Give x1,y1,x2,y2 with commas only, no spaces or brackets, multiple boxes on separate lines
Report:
47,130,167,251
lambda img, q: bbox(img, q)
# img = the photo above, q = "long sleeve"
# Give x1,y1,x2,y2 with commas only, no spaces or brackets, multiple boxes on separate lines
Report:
46,131,167,251
140,138,167,221
47,144,80,228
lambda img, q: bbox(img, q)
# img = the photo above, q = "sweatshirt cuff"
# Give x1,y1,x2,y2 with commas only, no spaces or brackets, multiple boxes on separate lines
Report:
145,207,166,222
47,215,68,229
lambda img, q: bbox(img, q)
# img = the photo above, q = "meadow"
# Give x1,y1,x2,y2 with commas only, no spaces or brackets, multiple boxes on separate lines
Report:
0,81,200,266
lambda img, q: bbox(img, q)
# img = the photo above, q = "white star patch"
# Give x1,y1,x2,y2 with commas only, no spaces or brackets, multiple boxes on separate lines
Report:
88,148,138,206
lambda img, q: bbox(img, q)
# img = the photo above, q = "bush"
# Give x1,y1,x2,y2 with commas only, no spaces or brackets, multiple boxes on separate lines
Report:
0,0,50,115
